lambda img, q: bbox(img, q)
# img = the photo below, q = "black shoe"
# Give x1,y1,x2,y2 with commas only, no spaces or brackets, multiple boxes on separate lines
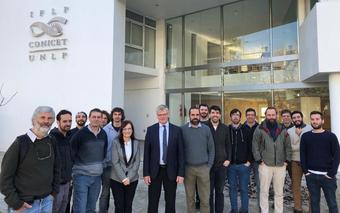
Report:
293,209,303,213
271,203,275,209
195,201,200,210
230,210,237,213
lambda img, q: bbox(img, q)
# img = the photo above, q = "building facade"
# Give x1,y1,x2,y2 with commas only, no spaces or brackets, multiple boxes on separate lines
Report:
0,0,339,151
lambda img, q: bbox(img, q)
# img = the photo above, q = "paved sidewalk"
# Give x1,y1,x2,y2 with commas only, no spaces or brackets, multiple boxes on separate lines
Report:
1,144,339,212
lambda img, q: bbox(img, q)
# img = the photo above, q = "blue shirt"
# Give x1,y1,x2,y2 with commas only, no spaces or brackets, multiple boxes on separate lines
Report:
103,122,119,167
159,122,169,165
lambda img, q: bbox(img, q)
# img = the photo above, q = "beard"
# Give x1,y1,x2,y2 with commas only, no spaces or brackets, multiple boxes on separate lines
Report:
190,118,200,126
76,120,86,127
312,123,322,130
33,123,51,136
294,121,303,128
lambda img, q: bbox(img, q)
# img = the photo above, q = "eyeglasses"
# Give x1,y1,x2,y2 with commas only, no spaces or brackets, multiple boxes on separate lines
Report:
35,143,52,161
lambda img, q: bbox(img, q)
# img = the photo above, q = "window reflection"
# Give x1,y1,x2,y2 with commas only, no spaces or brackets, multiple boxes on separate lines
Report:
223,0,270,61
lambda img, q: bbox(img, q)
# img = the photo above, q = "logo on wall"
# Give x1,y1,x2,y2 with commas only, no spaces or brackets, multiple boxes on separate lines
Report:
30,17,68,37
28,7,69,62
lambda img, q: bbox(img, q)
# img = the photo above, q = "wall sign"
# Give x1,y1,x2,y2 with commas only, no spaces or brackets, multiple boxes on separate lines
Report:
28,7,69,62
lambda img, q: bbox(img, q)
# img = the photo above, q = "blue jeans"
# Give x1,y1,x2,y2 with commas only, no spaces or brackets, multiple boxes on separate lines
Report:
8,195,53,213
306,173,338,213
227,164,250,213
72,174,102,213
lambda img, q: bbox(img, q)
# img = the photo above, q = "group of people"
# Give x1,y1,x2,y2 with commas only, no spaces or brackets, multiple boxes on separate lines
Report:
0,104,339,213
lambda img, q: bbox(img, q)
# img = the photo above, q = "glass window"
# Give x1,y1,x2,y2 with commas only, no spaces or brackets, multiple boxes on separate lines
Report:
272,0,298,56
185,69,222,88
224,63,271,86
273,60,299,83
125,21,131,43
223,0,270,61
131,23,143,47
166,18,183,69
165,71,182,89
184,7,221,66
125,46,143,66
144,27,156,68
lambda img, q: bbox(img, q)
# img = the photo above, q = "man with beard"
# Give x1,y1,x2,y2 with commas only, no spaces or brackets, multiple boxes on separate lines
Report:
287,111,312,213
71,108,108,213
228,109,252,213
196,103,209,209
199,104,209,122
70,111,87,136
252,106,291,213
0,106,60,212
181,106,215,213
99,107,125,213
204,105,231,213
50,110,73,213
67,111,87,213
300,111,340,213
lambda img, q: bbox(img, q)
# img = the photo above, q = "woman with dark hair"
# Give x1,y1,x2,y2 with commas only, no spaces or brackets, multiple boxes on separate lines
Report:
110,120,140,213
101,110,110,127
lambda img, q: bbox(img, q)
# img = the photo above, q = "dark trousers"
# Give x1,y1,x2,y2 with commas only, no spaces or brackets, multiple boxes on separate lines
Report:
147,166,177,213
209,165,227,213
99,166,112,213
306,173,338,213
110,179,138,213
65,182,73,213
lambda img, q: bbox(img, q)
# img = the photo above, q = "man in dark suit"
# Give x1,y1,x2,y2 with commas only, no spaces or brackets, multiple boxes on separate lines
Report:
143,104,185,213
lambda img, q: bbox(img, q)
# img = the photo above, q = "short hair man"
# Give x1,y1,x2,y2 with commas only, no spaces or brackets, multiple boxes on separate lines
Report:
181,106,215,213
281,109,293,129
0,106,60,212
70,111,88,135
70,108,108,213
287,111,312,213
99,107,125,213
243,108,260,208
252,107,291,213
143,104,185,213
300,111,340,213
204,105,231,213
50,110,73,213
228,109,252,213
199,104,209,122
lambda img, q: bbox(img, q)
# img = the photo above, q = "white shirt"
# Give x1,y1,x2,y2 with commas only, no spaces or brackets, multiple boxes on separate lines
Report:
27,129,48,142
159,122,169,165
124,139,132,162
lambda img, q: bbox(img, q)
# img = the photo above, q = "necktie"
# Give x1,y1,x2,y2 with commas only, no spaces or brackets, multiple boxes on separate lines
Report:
162,125,167,164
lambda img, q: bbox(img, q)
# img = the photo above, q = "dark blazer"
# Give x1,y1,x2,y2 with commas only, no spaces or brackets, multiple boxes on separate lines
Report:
143,123,185,181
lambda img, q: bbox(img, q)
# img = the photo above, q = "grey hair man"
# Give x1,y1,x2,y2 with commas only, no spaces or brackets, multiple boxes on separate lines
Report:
0,106,60,212
143,104,185,213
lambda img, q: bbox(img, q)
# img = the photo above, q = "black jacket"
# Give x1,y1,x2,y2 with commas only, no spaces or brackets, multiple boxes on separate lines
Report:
50,128,73,183
243,122,259,161
204,121,231,167
143,123,185,180
229,124,252,164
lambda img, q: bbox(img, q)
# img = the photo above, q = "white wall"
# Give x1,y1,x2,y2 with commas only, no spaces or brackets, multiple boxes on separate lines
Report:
0,0,121,151
300,1,340,80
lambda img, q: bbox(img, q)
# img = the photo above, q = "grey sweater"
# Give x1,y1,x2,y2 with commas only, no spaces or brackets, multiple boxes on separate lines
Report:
181,123,215,168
